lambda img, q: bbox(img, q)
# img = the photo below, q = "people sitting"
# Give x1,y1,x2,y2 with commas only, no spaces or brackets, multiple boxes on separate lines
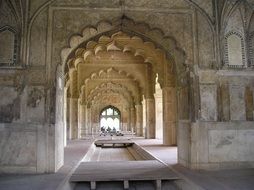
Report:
99,126,124,136
100,126,106,136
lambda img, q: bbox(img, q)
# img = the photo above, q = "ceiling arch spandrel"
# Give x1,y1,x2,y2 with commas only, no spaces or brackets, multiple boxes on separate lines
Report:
91,91,130,106
77,63,148,95
91,91,129,107
61,17,185,69
67,31,169,69
76,32,168,72
85,82,136,105
82,78,141,104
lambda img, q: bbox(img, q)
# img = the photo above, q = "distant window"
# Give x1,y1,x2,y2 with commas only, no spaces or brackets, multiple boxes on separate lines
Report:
107,108,113,115
0,26,18,66
224,31,245,68
100,106,121,130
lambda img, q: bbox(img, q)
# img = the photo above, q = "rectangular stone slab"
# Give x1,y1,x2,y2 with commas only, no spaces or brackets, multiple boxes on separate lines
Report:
94,140,134,147
70,160,179,182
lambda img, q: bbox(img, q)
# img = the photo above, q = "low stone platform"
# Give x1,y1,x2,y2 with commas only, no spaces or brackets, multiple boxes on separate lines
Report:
70,160,179,190
94,139,134,147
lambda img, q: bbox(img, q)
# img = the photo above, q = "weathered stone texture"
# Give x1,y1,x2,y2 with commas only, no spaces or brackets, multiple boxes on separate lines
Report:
209,129,254,162
230,85,246,121
197,12,215,68
200,84,217,121
0,87,20,123
192,0,214,19
0,130,36,166
30,11,48,66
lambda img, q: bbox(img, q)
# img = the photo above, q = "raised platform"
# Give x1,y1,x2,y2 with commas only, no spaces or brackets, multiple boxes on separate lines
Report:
70,140,179,190
94,139,134,148
70,160,179,189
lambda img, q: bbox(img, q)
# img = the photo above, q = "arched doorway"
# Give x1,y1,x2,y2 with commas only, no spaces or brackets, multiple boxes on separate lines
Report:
52,18,191,172
62,31,183,146
100,106,121,131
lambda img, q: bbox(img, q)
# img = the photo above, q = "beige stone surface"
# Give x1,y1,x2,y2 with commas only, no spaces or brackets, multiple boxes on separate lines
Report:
0,0,254,174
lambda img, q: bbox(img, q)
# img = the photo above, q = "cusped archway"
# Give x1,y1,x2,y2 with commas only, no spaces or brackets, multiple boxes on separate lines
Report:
63,28,188,146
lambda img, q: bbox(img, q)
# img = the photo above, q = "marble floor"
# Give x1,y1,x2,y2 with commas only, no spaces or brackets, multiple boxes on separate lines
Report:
0,137,254,190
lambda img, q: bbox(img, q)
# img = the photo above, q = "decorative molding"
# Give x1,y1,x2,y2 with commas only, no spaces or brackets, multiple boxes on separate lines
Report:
248,31,254,67
0,25,19,67
224,30,246,68
61,17,185,70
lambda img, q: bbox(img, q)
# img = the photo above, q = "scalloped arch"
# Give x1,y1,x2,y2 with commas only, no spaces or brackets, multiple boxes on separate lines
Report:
89,89,132,106
65,31,169,90
83,80,140,105
83,81,135,105
68,32,165,70
61,17,186,72
82,67,143,95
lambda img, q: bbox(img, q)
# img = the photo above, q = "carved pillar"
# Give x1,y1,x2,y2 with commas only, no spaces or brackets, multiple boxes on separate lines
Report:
145,97,156,139
66,97,71,140
162,87,177,145
87,105,92,135
79,103,87,137
135,104,143,136
123,107,128,131
155,82,163,139
142,98,146,138
130,106,136,133
70,97,78,139
127,107,131,131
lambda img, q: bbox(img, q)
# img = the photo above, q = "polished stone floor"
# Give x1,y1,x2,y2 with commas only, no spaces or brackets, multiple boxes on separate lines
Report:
0,137,254,190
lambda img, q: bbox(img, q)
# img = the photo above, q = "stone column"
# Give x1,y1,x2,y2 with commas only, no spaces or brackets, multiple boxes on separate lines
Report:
69,97,78,139
66,98,71,140
145,97,156,139
87,106,91,135
155,84,163,140
135,104,143,136
142,98,146,138
127,107,131,131
130,107,136,133
79,103,87,138
162,87,177,145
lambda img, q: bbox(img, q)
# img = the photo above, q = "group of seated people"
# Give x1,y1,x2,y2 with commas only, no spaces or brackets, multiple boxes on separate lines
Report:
100,126,124,136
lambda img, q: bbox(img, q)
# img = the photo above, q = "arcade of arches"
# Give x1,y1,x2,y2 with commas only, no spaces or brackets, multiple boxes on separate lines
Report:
0,0,254,177
64,32,177,145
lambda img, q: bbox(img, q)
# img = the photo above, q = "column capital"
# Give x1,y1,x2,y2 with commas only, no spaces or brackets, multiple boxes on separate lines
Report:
135,103,142,107
70,97,78,101
144,94,155,100
79,99,87,106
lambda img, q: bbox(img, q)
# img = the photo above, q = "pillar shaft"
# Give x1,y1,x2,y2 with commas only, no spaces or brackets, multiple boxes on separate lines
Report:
70,98,78,139
79,103,87,138
135,104,143,136
130,107,136,133
146,97,156,139
86,107,90,135
66,98,71,140
127,108,131,131
163,87,177,145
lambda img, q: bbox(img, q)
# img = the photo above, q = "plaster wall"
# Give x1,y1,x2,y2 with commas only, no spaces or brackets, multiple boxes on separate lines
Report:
189,121,254,170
